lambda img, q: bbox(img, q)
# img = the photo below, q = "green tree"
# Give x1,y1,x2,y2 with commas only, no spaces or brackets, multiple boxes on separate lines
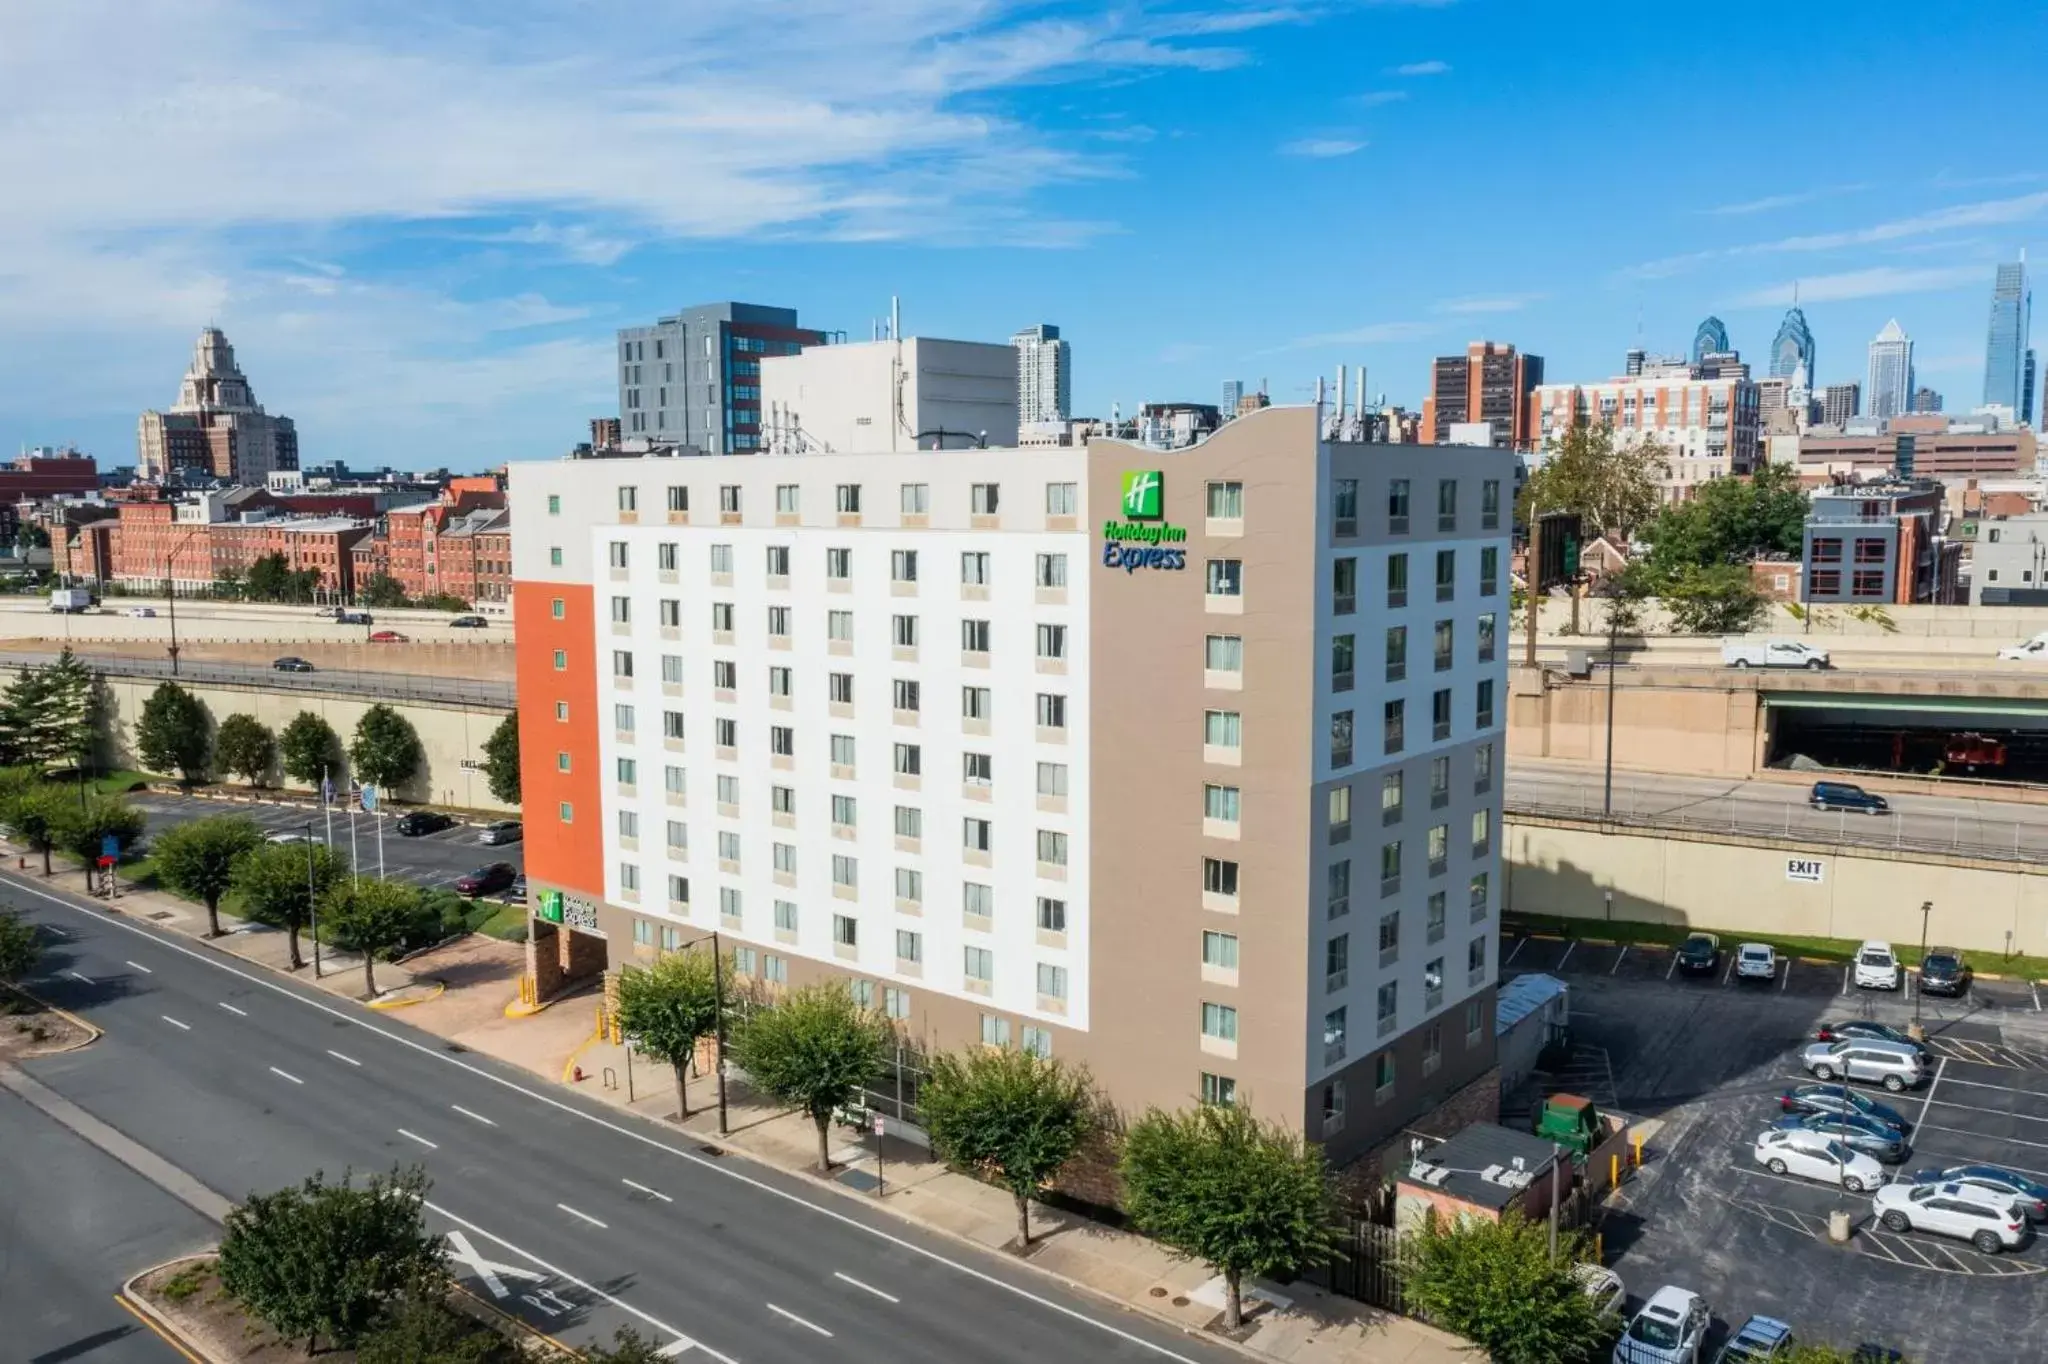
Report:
350,704,423,793
216,714,277,788
0,909,41,984
1,782,68,875
216,1165,445,1356
153,815,265,937
0,649,97,768
231,841,344,971
581,1329,668,1364
136,681,211,781
919,1048,1093,1246
279,711,342,789
356,1293,511,1364
244,552,320,604
1120,1102,1339,1330
1642,461,1809,578
1662,562,1768,635
15,523,49,551
481,712,519,806
1518,423,1668,540
729,982,893,1172
615,950,722,1120
1398,1211,1615,1364
361,573,410,609
54,792,145,888
322,877,425,997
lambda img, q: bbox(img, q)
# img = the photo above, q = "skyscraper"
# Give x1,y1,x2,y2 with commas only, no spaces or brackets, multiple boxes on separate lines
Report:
1866,319,1914,420
1983,255,2032,416
1420,341,1544,448
616,302,825,453
1692,316,1729,366
1011,324,1072,424
1221,379,1244,418
1770,304,1816,382
137,328,299,483
2024,350,2037,426
1822,383,1861,425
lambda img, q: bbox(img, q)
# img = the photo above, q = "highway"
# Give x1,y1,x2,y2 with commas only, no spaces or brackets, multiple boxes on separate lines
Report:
5,874,1241,1364
1507,759,2048,861
0,647,514,708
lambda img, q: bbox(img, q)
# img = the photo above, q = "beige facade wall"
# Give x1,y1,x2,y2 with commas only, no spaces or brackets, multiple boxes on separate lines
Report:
95,675,515,813
1506,814,2048,956
1508,665,1764,777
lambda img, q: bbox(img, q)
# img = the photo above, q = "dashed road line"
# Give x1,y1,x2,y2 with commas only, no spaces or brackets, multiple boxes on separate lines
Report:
397,1128,438,1150
1610,945,1628,976
125,960,153,975
1779,959,1791,993
160,1015,190,1031
622,1178,673,1204
766,1303,833,1338
269,1066,303,1086
66,970,92,985
833,1271,900,1303
327,1049,361,1067
557,1202,608,1230
451,1104,496,1127
219,1002,247,1017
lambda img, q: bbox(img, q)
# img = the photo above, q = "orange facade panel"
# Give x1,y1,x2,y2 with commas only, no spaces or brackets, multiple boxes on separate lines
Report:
513,580,604,898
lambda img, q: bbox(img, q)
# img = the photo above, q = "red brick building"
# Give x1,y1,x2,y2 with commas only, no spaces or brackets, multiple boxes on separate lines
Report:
350,483,510,605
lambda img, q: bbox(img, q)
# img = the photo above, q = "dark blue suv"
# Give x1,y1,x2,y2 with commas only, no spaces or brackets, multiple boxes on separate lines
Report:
1810,781,1888,814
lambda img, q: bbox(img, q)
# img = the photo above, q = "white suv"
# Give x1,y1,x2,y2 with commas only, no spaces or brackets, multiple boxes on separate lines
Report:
1872,1181,2031,1253
1853,941,1900,990
1735,942,1777,982
1753,1128,1883,1193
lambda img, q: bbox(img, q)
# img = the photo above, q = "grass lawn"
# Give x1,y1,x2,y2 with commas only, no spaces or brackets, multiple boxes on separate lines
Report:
1504,909,2048,980
475,902,529,942
93,768,163,794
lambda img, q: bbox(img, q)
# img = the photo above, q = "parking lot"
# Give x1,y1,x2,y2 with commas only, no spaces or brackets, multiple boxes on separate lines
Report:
1504,928,2048,1363
129,792,523,894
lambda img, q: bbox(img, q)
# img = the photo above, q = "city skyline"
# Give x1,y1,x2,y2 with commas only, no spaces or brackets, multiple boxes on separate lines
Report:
2,1,2044,469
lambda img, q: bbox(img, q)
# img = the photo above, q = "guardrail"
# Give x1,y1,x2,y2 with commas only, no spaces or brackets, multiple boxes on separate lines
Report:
0,650,514,709
1506,795,2045,866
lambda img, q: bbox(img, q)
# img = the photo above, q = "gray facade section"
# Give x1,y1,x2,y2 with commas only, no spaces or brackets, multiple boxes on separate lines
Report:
1970,514,2048,605
616,302,808,452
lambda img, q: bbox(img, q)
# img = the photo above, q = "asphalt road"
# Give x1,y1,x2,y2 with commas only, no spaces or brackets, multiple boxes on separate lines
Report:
129,792,523,893
7,875,1241,1364
1507,760,2048,862
0,648,513,708
0,1084,212,1363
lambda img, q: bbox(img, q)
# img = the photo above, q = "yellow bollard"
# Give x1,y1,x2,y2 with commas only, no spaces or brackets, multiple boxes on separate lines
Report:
1611,1153,1620,1187
1632,1132,1644,1167
1595,1232,1603,1263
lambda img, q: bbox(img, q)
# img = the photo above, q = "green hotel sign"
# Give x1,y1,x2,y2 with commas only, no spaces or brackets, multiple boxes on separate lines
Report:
1103,470,1189,571
537,889,564,923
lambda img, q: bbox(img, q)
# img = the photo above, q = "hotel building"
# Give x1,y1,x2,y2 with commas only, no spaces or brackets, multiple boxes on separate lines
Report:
510,406,1509,1161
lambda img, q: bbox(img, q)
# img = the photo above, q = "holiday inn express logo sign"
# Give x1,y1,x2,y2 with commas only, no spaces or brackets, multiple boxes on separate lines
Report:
1103,469,1188,570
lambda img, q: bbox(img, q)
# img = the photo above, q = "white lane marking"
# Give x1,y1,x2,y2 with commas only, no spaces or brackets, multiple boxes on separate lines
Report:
1934,1073,2048,1100
1722,953,1737,985
327,1049,361,1067
834,1271,899,1303
444,1230,543,1300
1610,945,1628,976
269,1066,304,1085
1504,936,1527,965
428,1203,727,1362
451,1104,496,1127
1915,1057,1946,1131
1665,951,1679,980
1779,958,1791,993
219,1002,247,1017
9,876,1219,1364
398,1128,439,1150
66,970,93,985
1840,964,1850,996
557,1202,608,1229
1556,941,1576,970
160,1015,190,1031
125,960,153,975
2032,981,2042,1013
622,1177,673,1203
766,1303,834,1338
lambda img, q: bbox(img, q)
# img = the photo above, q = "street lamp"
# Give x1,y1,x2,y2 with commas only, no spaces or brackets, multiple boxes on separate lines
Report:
1912,899,1932,1035
162,524,207,676
305,821,323,980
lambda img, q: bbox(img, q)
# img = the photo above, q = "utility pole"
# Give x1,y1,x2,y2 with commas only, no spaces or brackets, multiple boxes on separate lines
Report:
1603,591,1620,817
1523,508,1541,667
305,822,322,980
710,929,730,1136
1912,900,1932,1036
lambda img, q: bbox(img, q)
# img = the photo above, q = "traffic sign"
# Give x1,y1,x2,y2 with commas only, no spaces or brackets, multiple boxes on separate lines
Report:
871,1111,886,1137
359,783,379,813
100,835,120,859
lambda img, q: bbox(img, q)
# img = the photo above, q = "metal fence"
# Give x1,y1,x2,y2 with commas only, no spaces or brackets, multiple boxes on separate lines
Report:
1303,1219,1405,1311
0,650,513,709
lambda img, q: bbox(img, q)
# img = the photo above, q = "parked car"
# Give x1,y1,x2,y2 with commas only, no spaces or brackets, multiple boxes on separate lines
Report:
1800,1038,1929,1093
508,873,527,902
455,862,518,896
125,606,157,618
478,820,523,846
369,629,410,643
1675,932,1720,975
1570,1263,1625,1318
1813,1019,1927,1053
1614,1286,1710,1364
1996,632,2048,661
1773,1112,1908,1164
395,810,456,837
1906,1165,2048,1222
450,615,488,629
1871,1181,2031,1253
1754,1128,1884,1192
1778,1084,1908,1132
1713,1317,1795,1364
1809,781,1888,814
1852,941,1900,990
1721,639,1830,670
1734,942,1777,982
337,609,373,625
264,829,314,845
272,656,315,673
1918,949,1972,997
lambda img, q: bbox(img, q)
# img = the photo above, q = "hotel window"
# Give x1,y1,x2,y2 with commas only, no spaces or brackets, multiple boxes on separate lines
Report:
896,868,923,904
550,546,564,568
659,599,682,628
1324,1007,1348,1064
1205,710,1242,751
667,876,690,909
547,494,561,516
836,483,862,514
1202,1003,1238,1043
893,678,921,712
1037,831,1068,867
830,734,856,767
717,831,741,865
980,1015,1010,1047
1326,934,1348,992
772,843,798,876
961,552,991,586
1475,743,1494,792
962,688,993,724
767,666,791,698
660,654,683,686
1206,481,1243,519
964,946,995,983
1428,823,1449,875
1432,688,1452,741
832,795,858,829
1037,964,1069,1001
1481,479,1501,530
666,485,687,514
662,766,685,799
1435,549,1456,602
1328,784,1352,840
963,817,993,852
768,785,793,816
551,597,565,620
666,820,687,852
1036,896,1066,932
1381,770,1403,822
1387,552,1408,607
893,614,919,648
1433,619,1454,671
1330,711,1354,768
1331,477,1359,533
614,703,636,734
1205,857,1239,898
1427,891,1447,944
618,486,638,513
1021,1027,1052,1059
556,702,570,722
610,596,632,624
718,775,739,806
613,650,634,678
618,809,639,839
894,805,921,839
1379,840,1401,893
971,483,1000,516
1332,557,1357,615
1327,859,1350,919
1045,482,1077,516
901,482,929,515
892,549,918,583
830,915,858,951
1851,569,1885,598
608,541,630,570
1206,559,1242,596
656,543,678,572
894,743,922,776
1331,633,1356,691
1386,478,1409,533
709,660,736,690
719,485,741,516
1476,679,1496,729
1206,634,1243,674
769,725,793,756
620,863,641,893
1436,478,1458,532
765,545,789,577
1480,546,1499,597
1472,808,1492,855
1037,624,1067,660
1036,553,1067,588
827,609,853,642
775,484,799,515
896,929,923,962
1204,783,1241,823
1384,698,1405,754
826,547,852,580
720,887,742,923
831,855,858,890
706,542,733,576
1431,754,1450,806
883,988,911,1020
762,956,787,986
1477,613,1496,663
829,673,854,704
767,605,790,637
1036,762,1068,798
1037,693,1067,729
961,619,990,652
711,602,735,632
1470,871,1490,918
773,900,799,932
1468,934,1488,980
1202,930,1239,972
559,801,573,822
1200,1073,1237,1107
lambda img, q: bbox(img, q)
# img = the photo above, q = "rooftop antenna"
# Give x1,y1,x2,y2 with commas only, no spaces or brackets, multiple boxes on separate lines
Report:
890,295,901,343
1792,280,1801,308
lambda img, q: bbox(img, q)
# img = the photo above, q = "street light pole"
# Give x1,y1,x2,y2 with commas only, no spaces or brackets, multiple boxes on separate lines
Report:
710,928,730,1136
1912,899,1932,1033
305,821,322,980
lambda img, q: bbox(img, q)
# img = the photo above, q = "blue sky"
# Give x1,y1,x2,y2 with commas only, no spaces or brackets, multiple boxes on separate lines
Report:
3,0,2045,470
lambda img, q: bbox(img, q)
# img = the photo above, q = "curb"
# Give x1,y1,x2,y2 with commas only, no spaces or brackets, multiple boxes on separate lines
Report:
368,978,446,1010
119,1256,222,1364
560,1020,607,1084
449,1282,579,1359
4,982,102,1052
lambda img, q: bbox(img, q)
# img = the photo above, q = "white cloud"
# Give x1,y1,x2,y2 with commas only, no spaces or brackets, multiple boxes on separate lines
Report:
1436,293,1546,315
1390,60,1450,76
1727,265,1987,308
1280,321,1436,349
1281,137,1367,158
1700,184,1869,217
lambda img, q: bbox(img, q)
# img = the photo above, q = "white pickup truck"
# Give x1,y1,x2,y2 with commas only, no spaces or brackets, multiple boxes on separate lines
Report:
1720,638,1831,670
